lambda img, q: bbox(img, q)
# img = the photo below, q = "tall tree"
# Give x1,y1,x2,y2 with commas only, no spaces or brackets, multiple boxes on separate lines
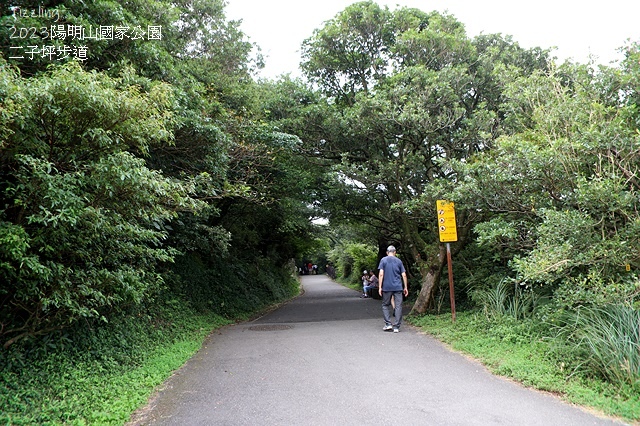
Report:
299,3,551,312
301,1,396,105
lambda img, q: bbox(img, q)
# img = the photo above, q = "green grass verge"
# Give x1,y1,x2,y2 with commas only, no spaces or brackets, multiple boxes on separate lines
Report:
407,311,640,423
0,311,230,426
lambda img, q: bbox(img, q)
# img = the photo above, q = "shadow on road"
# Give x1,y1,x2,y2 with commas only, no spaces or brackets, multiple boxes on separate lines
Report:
255,274,382,324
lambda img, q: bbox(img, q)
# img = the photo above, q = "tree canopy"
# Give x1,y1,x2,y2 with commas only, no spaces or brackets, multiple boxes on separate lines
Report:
296,1,556,312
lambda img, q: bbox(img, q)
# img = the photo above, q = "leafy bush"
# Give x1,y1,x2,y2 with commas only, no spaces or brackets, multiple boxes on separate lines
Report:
451,61,640,321
169,252,300,317
552,273,640,310
0,63,203,348
327,242,377,283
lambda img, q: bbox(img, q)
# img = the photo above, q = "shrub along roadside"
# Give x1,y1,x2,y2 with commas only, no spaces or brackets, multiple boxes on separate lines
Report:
556,305,640,390
407,311,640,423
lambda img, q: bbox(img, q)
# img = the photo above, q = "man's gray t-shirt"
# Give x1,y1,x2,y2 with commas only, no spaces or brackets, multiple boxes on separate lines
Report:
377,255,405,291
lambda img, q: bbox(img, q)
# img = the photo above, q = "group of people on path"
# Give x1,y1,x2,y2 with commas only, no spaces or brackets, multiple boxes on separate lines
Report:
300,262,318,275
359,245,408,333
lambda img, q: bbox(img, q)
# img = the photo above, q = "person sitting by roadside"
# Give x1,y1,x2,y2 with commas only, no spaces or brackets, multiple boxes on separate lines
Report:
363,270,379,298
360,270,369,297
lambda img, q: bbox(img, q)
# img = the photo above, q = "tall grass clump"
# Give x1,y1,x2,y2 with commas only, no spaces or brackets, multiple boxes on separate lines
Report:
470,279,539,320
558,304,640,389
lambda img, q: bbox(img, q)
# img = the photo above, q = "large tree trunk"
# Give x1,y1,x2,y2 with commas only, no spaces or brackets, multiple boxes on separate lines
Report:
410,244,447,314
375,236,390,270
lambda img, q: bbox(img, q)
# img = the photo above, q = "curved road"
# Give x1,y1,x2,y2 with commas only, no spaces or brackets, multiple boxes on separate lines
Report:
129,274,625,425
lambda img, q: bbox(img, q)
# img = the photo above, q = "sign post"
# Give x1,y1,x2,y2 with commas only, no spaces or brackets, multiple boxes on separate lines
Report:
445,243,455,322
437,200,457,322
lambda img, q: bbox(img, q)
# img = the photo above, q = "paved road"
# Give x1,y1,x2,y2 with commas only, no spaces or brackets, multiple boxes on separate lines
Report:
129,275,626,425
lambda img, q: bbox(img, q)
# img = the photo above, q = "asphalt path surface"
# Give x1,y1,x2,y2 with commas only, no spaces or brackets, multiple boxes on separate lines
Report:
129,274,626,425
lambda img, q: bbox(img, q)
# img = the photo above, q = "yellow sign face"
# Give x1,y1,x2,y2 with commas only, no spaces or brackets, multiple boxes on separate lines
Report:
436,200,458,242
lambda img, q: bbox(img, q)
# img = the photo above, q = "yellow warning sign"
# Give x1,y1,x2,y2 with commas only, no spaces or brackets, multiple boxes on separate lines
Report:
436,200,458,242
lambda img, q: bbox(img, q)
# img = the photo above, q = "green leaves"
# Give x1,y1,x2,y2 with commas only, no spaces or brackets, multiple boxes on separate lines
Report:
0,62,201,347
298,3,555,313
454,62,640,308
558,305,640,388
301,1,395,103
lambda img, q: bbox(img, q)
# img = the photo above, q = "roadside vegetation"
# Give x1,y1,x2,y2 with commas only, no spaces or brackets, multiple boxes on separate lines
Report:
408,310,640,423
1,1,309,423
1,301,229,425
1,0,639,424
0,266,300,425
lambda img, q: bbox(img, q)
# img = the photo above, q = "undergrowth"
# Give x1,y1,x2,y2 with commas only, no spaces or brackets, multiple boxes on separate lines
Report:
0,255,300,425
556,305,640,389
0,300,230,425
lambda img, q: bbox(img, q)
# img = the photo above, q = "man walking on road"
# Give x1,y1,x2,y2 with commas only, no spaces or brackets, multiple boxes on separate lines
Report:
378,245,408,333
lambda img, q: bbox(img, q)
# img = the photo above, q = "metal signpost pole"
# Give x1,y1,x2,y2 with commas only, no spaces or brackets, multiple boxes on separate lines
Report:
446,242,456,322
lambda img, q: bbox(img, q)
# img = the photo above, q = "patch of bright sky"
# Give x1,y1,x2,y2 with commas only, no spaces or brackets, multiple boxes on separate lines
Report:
225,0,640,79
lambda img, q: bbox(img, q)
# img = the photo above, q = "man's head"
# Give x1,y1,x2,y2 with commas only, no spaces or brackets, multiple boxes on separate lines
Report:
386,245,396,255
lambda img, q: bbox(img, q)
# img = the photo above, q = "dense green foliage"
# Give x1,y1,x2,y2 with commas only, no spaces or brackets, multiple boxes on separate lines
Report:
297,1,554,313
0,62,198,346
449,62,640,308
1,1,311,422
1,0,315,348
327,240,377,283
1,0,639,422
